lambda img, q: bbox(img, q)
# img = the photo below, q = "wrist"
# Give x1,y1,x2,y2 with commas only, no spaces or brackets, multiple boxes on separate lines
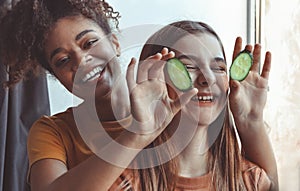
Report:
235,117,266,133
117,127,159,150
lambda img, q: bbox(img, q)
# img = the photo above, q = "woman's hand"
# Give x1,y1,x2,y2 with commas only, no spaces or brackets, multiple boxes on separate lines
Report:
229,37,271,126
125,48,197,147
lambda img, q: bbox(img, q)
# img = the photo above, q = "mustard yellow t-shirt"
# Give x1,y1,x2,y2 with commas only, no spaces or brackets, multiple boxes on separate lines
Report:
27,106,135,190
27,107,271,190
27,107,131,170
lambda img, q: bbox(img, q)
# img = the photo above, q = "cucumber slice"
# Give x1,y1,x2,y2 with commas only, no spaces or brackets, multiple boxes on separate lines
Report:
166,58,192,91
230,50,253,81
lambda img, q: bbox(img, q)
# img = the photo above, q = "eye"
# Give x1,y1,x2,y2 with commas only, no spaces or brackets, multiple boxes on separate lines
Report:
180,60,199,72
211,63,227,73
55,56,70,67
83,38,99,49
211,66,227,73
211,58,227,73
185,65,199,72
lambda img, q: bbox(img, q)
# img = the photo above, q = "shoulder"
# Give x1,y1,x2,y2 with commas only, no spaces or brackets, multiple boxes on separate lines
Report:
27,108,77,166
242,159,272,191
29,107,74,135
27,107,77,154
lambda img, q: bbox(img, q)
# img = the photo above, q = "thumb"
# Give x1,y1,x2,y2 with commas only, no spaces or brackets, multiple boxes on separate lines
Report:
126,57,137,93
171,88,198,114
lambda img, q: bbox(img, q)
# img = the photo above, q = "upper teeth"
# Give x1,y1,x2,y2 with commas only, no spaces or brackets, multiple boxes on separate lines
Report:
82,66,102,82
192,95,214,101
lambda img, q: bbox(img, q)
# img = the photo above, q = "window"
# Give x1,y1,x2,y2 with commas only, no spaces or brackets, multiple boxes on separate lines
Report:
262,0,300,189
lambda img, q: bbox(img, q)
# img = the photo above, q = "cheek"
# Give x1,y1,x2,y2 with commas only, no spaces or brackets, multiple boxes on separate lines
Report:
53,70,74,89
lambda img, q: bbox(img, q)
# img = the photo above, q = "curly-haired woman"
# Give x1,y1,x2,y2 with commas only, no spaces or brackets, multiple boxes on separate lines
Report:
0,0,197,190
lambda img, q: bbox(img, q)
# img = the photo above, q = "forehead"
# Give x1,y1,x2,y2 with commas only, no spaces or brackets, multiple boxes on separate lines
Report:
54,15,102,31
45,16,104,49
171,33,224,59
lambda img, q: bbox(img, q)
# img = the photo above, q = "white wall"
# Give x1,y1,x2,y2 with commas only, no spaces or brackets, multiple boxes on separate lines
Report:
48,0,248,114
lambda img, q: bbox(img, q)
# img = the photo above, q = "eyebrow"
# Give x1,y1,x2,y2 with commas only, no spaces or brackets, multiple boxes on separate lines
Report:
75,29,95,41
177,54,198,61
214,57,226,64
49,29,96,61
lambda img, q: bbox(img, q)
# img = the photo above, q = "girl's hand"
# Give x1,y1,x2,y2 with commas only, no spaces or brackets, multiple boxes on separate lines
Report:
125,48,197,146
229,37,271,127
229,38,278,190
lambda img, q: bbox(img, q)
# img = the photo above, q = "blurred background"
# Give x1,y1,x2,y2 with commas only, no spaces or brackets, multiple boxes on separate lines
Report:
0,0,299,190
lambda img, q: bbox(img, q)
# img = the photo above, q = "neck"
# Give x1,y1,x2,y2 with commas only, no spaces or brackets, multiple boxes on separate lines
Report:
178,127,210,177
170,113,210,178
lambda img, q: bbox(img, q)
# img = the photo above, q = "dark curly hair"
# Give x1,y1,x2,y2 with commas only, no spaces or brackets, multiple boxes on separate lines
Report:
0,0,120,87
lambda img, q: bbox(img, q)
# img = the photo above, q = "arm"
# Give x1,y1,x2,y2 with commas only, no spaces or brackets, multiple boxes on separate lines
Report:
30,131,142,191
229,37,278,190
29,49,197,191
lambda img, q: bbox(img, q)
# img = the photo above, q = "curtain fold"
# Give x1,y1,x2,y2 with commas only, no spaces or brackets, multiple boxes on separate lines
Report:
0,1,50,190
0,63,50,191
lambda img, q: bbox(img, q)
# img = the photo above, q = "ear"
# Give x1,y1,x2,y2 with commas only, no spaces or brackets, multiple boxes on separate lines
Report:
111,34,121,56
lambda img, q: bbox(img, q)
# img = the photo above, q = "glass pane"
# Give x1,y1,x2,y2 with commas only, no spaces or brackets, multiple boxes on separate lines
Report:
263,0,300,190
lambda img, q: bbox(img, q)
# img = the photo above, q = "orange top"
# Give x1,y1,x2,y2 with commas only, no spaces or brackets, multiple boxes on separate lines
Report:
27,107,271,190
111,160,271,191
174,160,271,190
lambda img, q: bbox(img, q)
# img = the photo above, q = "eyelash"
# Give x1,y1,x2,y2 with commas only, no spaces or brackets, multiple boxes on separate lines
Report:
212,66,227,73
184,64,227,73
185,66,198,71
83,38,99,49
54,38,99,68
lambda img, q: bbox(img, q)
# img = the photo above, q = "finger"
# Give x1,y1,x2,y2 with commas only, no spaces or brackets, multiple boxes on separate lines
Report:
171,88,198,114
244,44,253,53
229,79,240,98
261,51,271,79
251,44,261,72
148,52,163,60
160,47,175,60
126,58,137,92
232,37,243,61
161,51,175,61
148,59,166,80
161,47,169,56
137,53,162,83
136,60,150,83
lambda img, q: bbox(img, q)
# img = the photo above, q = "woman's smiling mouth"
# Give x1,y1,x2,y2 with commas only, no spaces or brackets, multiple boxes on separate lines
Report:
191,95,214,102
81,66,103,83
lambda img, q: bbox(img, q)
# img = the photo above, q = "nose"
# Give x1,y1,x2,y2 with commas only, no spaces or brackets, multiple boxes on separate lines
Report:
72,50,92,72
195,69,216,87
